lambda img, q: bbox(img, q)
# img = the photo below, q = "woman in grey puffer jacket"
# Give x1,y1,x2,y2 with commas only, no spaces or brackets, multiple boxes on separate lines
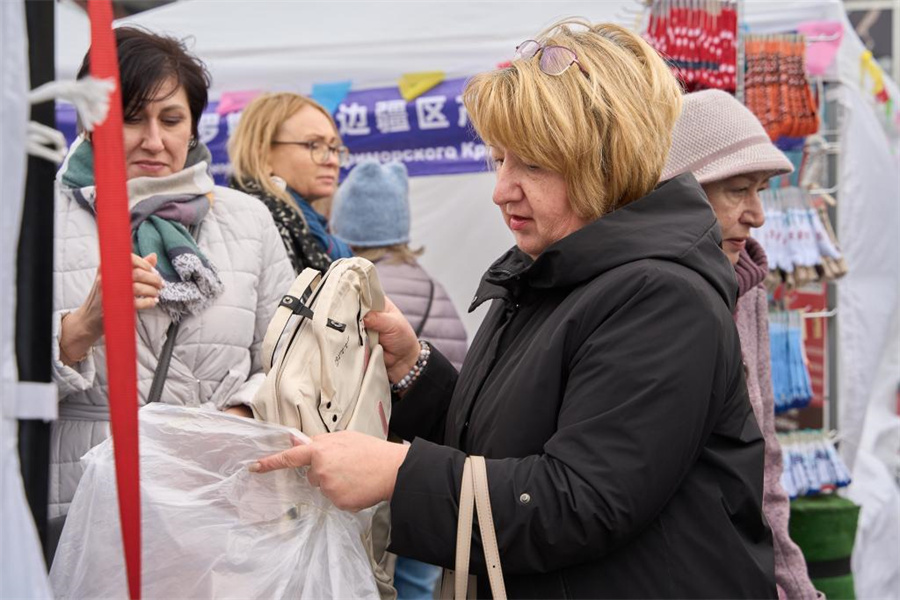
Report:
51,28,294,560
331,160,467,599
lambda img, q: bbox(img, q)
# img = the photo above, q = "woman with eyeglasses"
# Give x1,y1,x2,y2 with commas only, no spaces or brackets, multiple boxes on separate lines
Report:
253,19,775,598
229,93,353,274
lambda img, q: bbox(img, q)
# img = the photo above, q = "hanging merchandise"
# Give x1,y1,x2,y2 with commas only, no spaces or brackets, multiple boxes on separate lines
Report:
744,34,820,140
798,134,834,196
778,430,852,499
754,186,847,288
796,22,844,78
643,0,738,93
768,310,814,413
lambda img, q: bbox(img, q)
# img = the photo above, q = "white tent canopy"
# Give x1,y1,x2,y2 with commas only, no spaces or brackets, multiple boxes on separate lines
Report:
57,1,827,96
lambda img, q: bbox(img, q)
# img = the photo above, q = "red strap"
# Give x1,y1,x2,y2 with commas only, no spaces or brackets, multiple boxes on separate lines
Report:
87,2,142,598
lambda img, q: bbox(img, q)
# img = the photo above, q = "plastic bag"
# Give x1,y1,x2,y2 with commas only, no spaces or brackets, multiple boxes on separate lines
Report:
49,404,379,599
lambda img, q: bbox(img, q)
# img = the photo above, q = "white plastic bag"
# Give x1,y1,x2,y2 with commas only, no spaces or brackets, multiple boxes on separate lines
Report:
49,404,379,599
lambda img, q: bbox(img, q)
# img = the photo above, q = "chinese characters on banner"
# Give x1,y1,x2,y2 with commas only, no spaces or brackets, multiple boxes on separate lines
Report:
56,77,490,184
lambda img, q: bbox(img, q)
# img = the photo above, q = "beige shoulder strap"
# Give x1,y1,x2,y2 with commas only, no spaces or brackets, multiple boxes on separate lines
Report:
260,267,321,372
440,456,507,600
471,456,506,598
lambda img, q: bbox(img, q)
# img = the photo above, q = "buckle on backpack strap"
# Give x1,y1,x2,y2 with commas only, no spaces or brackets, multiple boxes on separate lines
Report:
280,295,314,319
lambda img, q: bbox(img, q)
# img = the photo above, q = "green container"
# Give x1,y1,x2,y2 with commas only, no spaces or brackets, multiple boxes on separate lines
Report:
789,494,860,600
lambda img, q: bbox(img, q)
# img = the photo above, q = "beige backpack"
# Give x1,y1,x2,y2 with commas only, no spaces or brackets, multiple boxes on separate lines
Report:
252,257,391,439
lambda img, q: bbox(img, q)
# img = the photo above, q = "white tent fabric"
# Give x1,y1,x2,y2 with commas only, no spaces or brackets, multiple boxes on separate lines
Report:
834,81,900,473
1,1,58,598
56,1,643,94
53,1,899,596
846,305,900,600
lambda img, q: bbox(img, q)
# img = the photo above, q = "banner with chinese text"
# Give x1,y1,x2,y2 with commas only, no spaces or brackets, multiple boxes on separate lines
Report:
56,77,490,184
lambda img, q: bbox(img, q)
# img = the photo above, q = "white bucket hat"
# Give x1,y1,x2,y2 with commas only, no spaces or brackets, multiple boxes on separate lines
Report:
661,89,794,184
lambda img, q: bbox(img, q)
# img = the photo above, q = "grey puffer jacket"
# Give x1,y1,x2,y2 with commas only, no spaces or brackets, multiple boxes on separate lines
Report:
50,161,294,520
372,257,467,371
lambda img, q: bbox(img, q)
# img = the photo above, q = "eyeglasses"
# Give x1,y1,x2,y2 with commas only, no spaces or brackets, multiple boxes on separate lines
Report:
271,140,350,167
514,39,589,77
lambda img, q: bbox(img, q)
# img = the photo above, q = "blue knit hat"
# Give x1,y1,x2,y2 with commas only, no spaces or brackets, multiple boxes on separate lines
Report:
332,160,410,247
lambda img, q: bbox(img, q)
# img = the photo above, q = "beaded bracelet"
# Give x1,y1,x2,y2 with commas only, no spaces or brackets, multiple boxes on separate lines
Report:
390,340,431,393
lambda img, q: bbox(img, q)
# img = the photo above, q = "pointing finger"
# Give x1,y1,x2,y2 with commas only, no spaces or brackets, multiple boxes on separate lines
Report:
249,443,313,473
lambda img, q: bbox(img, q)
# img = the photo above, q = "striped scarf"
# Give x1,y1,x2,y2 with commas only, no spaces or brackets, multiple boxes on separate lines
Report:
59,137,224,320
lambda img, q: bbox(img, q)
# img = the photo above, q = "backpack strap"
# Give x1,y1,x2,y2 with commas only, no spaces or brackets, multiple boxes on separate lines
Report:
261,267,321,371
146,321,180,404
414,279,436,337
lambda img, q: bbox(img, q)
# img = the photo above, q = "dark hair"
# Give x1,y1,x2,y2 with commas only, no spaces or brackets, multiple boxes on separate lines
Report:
77,27,211,138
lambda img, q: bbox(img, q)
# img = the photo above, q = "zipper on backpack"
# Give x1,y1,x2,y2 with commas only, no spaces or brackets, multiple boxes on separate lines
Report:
356,297,364,346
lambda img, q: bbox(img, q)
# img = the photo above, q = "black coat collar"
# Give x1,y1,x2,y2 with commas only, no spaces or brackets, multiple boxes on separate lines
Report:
469,173,737,312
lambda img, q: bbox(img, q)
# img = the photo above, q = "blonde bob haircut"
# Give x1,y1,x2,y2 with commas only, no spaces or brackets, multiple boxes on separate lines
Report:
228,92,341,204
463,19,683,220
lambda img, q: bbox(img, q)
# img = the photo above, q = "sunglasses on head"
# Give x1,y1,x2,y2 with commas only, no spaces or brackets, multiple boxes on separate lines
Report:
514,39,589,77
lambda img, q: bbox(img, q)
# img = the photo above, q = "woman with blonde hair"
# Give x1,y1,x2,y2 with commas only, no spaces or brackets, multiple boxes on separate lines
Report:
228,93,352,273
254,19,775,598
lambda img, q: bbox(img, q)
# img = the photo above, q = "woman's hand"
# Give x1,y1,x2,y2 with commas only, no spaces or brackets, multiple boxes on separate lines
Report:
224,405,254,419
364,296,421,384
59,253,165,366
250,431,409,512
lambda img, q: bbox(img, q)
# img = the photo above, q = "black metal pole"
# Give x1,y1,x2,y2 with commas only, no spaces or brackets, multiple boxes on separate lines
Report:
17,0,56,566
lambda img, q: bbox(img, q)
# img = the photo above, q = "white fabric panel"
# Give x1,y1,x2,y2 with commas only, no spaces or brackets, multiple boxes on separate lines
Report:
1,0,28,412
833,83,900,472
846,450,900,600
743,0,842,34
1,1,55,598
845,279,900,600
409,172,513,338
53,0,853,96
2,382,58,421
56,0,628,96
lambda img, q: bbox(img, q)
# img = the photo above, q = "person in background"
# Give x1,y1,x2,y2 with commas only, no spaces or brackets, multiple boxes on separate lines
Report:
253,19,775,598
52,27,293,556
331,159,468,600
661,88,821,600
332,160,468,370
228,93,353,273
